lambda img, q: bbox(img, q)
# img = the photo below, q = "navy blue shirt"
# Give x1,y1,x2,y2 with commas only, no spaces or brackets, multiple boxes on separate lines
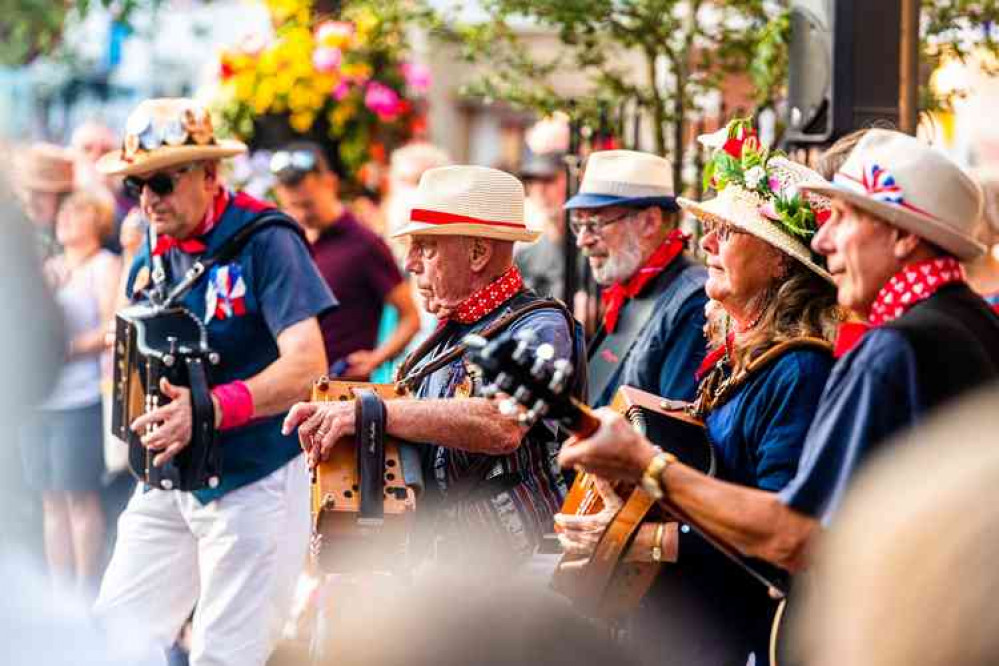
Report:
592,258,708,407
127,191,337,503
640,346,834,666
779,328,920,524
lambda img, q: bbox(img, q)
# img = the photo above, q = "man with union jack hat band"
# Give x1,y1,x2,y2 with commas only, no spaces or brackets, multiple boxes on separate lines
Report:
93,98,336,666
559,129,999,576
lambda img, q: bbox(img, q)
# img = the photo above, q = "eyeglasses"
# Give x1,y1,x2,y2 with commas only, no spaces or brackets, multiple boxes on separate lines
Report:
568,209,635,237
123,164,197,200
270,150,318,180
701,219,744,243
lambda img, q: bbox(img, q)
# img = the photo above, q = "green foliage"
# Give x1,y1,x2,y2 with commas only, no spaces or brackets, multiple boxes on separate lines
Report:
771,192,817,239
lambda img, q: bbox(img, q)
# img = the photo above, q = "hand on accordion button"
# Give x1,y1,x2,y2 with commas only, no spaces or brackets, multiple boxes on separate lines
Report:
282,400,357,468
130,377,193,467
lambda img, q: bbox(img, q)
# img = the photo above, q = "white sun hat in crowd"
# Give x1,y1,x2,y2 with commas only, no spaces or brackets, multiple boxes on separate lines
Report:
564,149,679,211
800,129,985,260
390,165,540,243
97,98,247,177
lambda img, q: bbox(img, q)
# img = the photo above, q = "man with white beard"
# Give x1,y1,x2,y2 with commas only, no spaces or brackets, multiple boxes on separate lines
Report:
568,150,708,406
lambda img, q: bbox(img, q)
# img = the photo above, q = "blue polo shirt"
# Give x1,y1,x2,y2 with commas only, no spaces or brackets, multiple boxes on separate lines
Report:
127,191,337,503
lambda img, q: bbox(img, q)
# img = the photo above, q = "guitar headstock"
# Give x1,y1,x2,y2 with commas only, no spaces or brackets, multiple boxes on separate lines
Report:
465,329,579,430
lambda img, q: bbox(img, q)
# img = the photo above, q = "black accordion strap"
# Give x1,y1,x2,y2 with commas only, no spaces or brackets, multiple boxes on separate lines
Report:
354,389,387,524
186,355,216,459
162,213,306,308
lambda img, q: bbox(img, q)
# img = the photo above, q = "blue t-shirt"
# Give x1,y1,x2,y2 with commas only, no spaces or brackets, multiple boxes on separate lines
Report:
779,328,921,524
127,191,337,503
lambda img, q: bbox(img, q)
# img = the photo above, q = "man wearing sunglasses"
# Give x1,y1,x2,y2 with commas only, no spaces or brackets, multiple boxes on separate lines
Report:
92,98,336,666
567,150,708,408
272,142,420,380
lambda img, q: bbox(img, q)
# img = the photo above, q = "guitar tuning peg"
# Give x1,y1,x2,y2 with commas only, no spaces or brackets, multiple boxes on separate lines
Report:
517,411,535,426
535,343,555,362
553,358,573,375
498,398,519,416
495,372,513,391
513,386,532,405
479,384,498,399
530,399,549,418
463,334,488,350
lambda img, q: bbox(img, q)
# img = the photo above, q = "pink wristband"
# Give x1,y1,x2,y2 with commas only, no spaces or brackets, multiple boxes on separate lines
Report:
212,380,255,431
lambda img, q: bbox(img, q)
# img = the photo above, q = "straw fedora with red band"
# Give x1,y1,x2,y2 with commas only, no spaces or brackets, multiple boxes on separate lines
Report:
97,98,247,177
390,165,541,243
15,143,75,193
800,129,986,261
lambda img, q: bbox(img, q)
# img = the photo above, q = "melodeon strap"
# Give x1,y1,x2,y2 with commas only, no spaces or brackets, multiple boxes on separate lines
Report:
354,389,387,524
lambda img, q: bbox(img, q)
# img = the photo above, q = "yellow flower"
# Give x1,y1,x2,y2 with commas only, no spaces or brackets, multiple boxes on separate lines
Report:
290,111,316,133
288,84,312,112
273,72,296,95
353,8,378,42
341,62,372,84
254,78,277,114
234,72,256,102
258,47,281,75
329,103,354,131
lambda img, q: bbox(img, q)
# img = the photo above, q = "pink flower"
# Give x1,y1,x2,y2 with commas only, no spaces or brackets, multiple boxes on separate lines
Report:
364,81,402,121
312,47,342,74
331,81,351,101
759,202,781,222
400,62,431,94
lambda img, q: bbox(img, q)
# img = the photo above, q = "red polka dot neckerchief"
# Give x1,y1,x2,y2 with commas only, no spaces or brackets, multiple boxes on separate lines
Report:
833,256,966,358
449,265,525,325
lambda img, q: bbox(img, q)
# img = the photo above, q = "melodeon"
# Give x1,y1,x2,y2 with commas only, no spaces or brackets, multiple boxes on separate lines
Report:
551,385,715,618
309,378,423,572
111,304,222,491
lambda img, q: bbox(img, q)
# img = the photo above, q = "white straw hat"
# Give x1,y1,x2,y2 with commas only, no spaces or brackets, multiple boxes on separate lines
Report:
800,129,985,260
679,156,835,283
564,149,679,211
97,98,246,177
390,165,540,243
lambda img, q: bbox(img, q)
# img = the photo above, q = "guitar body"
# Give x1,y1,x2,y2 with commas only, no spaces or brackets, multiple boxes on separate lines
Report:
551,385,715,618
310,379,419,572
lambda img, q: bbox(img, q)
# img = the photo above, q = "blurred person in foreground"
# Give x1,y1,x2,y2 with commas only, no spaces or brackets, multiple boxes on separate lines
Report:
272,141,419,380
14,142,75,259
20,190,121,599
802,384,999,666
284,165,585,562
568,149,708,407
92,98,335,666
558,121,841,666
559,129,999,574
70,121,131,250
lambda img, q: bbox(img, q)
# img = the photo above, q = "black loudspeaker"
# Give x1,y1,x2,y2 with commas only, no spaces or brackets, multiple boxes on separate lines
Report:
784,0,902,144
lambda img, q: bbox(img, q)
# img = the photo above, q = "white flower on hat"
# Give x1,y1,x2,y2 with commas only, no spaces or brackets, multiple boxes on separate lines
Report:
744,166,766,190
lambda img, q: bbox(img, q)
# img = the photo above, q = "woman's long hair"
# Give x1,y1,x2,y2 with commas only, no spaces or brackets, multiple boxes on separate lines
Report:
706,255,842,375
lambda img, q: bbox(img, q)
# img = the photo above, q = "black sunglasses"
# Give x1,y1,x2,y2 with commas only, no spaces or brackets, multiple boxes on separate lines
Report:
123,164,196,200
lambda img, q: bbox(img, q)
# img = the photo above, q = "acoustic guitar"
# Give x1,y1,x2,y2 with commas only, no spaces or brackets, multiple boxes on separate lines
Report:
466,330,794,664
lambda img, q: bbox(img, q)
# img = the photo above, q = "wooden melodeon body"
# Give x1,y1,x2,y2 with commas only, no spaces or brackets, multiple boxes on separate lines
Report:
309,378,422,572
112,304,221,491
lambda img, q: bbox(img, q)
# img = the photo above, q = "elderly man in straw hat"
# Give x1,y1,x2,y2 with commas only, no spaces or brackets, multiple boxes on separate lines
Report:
558,129,999,575
567,150,708,408
92,98,335,666
284,165,586,560
14,142,76,259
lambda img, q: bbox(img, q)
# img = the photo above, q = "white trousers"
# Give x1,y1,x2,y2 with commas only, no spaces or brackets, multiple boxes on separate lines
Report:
95,455,310,666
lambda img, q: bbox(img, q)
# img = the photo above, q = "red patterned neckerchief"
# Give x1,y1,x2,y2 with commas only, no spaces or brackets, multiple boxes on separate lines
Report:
833,256,966,358
601,230,689,333
449,265,525,325
152,188,230,256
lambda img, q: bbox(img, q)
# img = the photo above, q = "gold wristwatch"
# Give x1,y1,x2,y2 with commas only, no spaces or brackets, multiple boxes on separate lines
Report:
640,449,676,500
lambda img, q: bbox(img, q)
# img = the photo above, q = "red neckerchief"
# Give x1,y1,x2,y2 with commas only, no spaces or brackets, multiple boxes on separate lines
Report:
601,230,689,333
695,332,734,381
449,265,525,325
152,188,230,256
833,256,966,358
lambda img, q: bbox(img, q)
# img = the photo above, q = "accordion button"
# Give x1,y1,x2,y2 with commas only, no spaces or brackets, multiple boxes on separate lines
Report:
208,476,220,488
161,479,174,491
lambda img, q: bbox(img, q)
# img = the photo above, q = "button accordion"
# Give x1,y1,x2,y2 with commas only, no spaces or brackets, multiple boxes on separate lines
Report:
111,304,222,491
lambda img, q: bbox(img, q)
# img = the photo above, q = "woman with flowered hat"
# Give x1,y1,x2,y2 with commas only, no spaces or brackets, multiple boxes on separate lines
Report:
556,119,841,666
